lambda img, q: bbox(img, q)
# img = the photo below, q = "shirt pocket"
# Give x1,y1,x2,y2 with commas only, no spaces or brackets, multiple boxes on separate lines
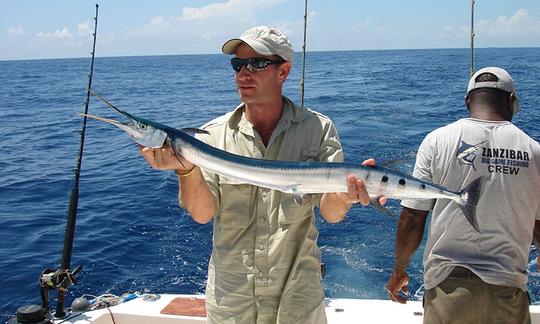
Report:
217,179,254,227
300,147,320,162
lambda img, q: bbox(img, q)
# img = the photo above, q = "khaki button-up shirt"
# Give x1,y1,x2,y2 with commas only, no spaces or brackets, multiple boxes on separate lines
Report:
195,96,343,323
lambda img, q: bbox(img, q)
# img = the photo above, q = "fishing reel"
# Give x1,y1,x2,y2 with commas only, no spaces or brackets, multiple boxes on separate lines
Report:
40,266,83,317
6,266,82,324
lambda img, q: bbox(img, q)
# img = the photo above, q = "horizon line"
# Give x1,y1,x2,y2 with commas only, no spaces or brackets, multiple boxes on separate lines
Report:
2,46,539,63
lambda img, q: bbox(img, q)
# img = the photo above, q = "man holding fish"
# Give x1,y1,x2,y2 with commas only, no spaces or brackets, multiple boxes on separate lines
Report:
140,26,373,324
386,67,540,323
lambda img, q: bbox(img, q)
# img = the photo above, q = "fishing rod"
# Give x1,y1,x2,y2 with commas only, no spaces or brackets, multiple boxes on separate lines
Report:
51,3,99,318
61,2,99,275
470,0,475,76
7,5,100,323
300,0,308,107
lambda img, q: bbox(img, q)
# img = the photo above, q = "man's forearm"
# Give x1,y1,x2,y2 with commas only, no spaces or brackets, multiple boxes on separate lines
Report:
533,220,540,250
178,167,217,224
394,207,429,272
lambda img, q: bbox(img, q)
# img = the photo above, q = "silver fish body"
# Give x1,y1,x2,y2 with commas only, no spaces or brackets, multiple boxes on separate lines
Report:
85,91,485,231
175,130,461,199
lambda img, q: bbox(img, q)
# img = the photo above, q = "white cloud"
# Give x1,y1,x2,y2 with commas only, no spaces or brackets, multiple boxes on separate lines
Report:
442,9,540,39
8,25,29,37
119,0,293,54
476,9,540,38
435,9,540,47
150,16,165,25
178,0,285,21
201,31,219,40
439,24,468,40
351,18,374,32
36,28,74,40
0,0,295,60
77,21,93,38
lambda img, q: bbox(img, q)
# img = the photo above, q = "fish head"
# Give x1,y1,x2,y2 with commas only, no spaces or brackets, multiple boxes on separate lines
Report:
83,90,169,148
81,112,168,148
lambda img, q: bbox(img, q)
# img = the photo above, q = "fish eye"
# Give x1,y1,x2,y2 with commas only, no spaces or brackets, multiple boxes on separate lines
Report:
139,123,147,130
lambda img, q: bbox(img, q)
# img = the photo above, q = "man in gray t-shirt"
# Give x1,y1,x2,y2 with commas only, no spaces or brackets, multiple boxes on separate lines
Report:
386,67,540,324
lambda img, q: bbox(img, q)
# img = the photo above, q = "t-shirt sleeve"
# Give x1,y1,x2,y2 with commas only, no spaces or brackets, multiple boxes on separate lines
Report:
401,134,436,211
534,144,540,221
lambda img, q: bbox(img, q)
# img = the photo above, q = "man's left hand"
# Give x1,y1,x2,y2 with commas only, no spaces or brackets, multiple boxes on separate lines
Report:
336,158,387,206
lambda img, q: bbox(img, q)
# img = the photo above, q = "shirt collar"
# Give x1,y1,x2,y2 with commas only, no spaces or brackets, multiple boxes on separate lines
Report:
227,96,310,137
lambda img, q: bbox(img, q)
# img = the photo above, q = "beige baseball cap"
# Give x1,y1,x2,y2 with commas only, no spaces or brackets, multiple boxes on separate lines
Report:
222,26,295,63
467,67,520,115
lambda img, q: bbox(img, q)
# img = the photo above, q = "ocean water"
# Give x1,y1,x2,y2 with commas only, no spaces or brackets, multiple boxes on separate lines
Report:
1,48,540,318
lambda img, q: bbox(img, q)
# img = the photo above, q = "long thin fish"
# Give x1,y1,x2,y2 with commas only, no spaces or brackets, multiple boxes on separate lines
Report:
85,91,485,231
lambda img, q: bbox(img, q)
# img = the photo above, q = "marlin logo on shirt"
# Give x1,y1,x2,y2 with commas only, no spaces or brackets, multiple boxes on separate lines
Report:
456,141,486,171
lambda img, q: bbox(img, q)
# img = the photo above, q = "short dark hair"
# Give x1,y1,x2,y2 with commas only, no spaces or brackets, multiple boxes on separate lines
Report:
475,72,498,83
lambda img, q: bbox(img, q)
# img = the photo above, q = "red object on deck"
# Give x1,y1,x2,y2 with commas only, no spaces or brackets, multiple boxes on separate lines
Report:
160,297,207,317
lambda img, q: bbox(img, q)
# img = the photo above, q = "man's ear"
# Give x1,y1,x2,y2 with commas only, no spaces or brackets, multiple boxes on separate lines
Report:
509,92,516,111
278,62,291,83
464,95,471,110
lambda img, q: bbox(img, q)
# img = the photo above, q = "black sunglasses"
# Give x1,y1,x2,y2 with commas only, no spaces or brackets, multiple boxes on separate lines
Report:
230,57,285,73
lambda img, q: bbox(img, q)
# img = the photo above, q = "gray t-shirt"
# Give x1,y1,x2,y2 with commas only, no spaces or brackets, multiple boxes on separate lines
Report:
401,118,540,291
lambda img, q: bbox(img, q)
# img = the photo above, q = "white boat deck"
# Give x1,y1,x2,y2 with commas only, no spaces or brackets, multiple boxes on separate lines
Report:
54,294,540,323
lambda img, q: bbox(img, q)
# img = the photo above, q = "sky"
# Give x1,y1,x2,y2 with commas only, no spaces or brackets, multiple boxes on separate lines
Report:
1,0,539,61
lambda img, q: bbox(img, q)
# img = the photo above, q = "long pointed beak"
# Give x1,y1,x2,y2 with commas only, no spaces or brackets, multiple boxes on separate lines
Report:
82,92,169,148
79,113,122,126
80,112,147,142
89,90,128,116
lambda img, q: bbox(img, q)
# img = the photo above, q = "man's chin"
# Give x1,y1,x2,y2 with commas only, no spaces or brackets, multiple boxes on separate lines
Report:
239,90,256,101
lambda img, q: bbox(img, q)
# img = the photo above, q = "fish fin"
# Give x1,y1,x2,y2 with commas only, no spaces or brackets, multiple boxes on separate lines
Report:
181,127,210,135
457,176,487,232
280,186,304,204
370,196,394,218
287,187,304,204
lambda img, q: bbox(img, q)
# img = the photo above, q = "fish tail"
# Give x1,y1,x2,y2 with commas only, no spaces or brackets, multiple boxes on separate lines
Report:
456,176,486,232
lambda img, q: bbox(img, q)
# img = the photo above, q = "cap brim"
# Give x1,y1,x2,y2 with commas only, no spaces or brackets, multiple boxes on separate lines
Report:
222,38,275,57
222,38,243,55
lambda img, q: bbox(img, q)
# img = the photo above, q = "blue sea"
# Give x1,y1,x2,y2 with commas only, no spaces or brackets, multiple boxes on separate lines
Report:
1,48,540,318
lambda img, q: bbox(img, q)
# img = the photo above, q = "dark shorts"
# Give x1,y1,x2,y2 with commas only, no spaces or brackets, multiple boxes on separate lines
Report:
423,267,531,324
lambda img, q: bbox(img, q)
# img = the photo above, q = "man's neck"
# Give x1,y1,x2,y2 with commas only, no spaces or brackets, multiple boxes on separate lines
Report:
244,98,284,146
469,105,511,122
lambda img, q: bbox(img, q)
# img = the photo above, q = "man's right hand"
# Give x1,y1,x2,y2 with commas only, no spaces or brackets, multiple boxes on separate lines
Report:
139,145,194,172
386,270,410,304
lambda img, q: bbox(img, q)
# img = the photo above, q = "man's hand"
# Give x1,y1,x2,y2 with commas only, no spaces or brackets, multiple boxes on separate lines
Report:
321,158,388,222
386,270,410,304
139,145,193,172
335,158,387,206
139,145,215,223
